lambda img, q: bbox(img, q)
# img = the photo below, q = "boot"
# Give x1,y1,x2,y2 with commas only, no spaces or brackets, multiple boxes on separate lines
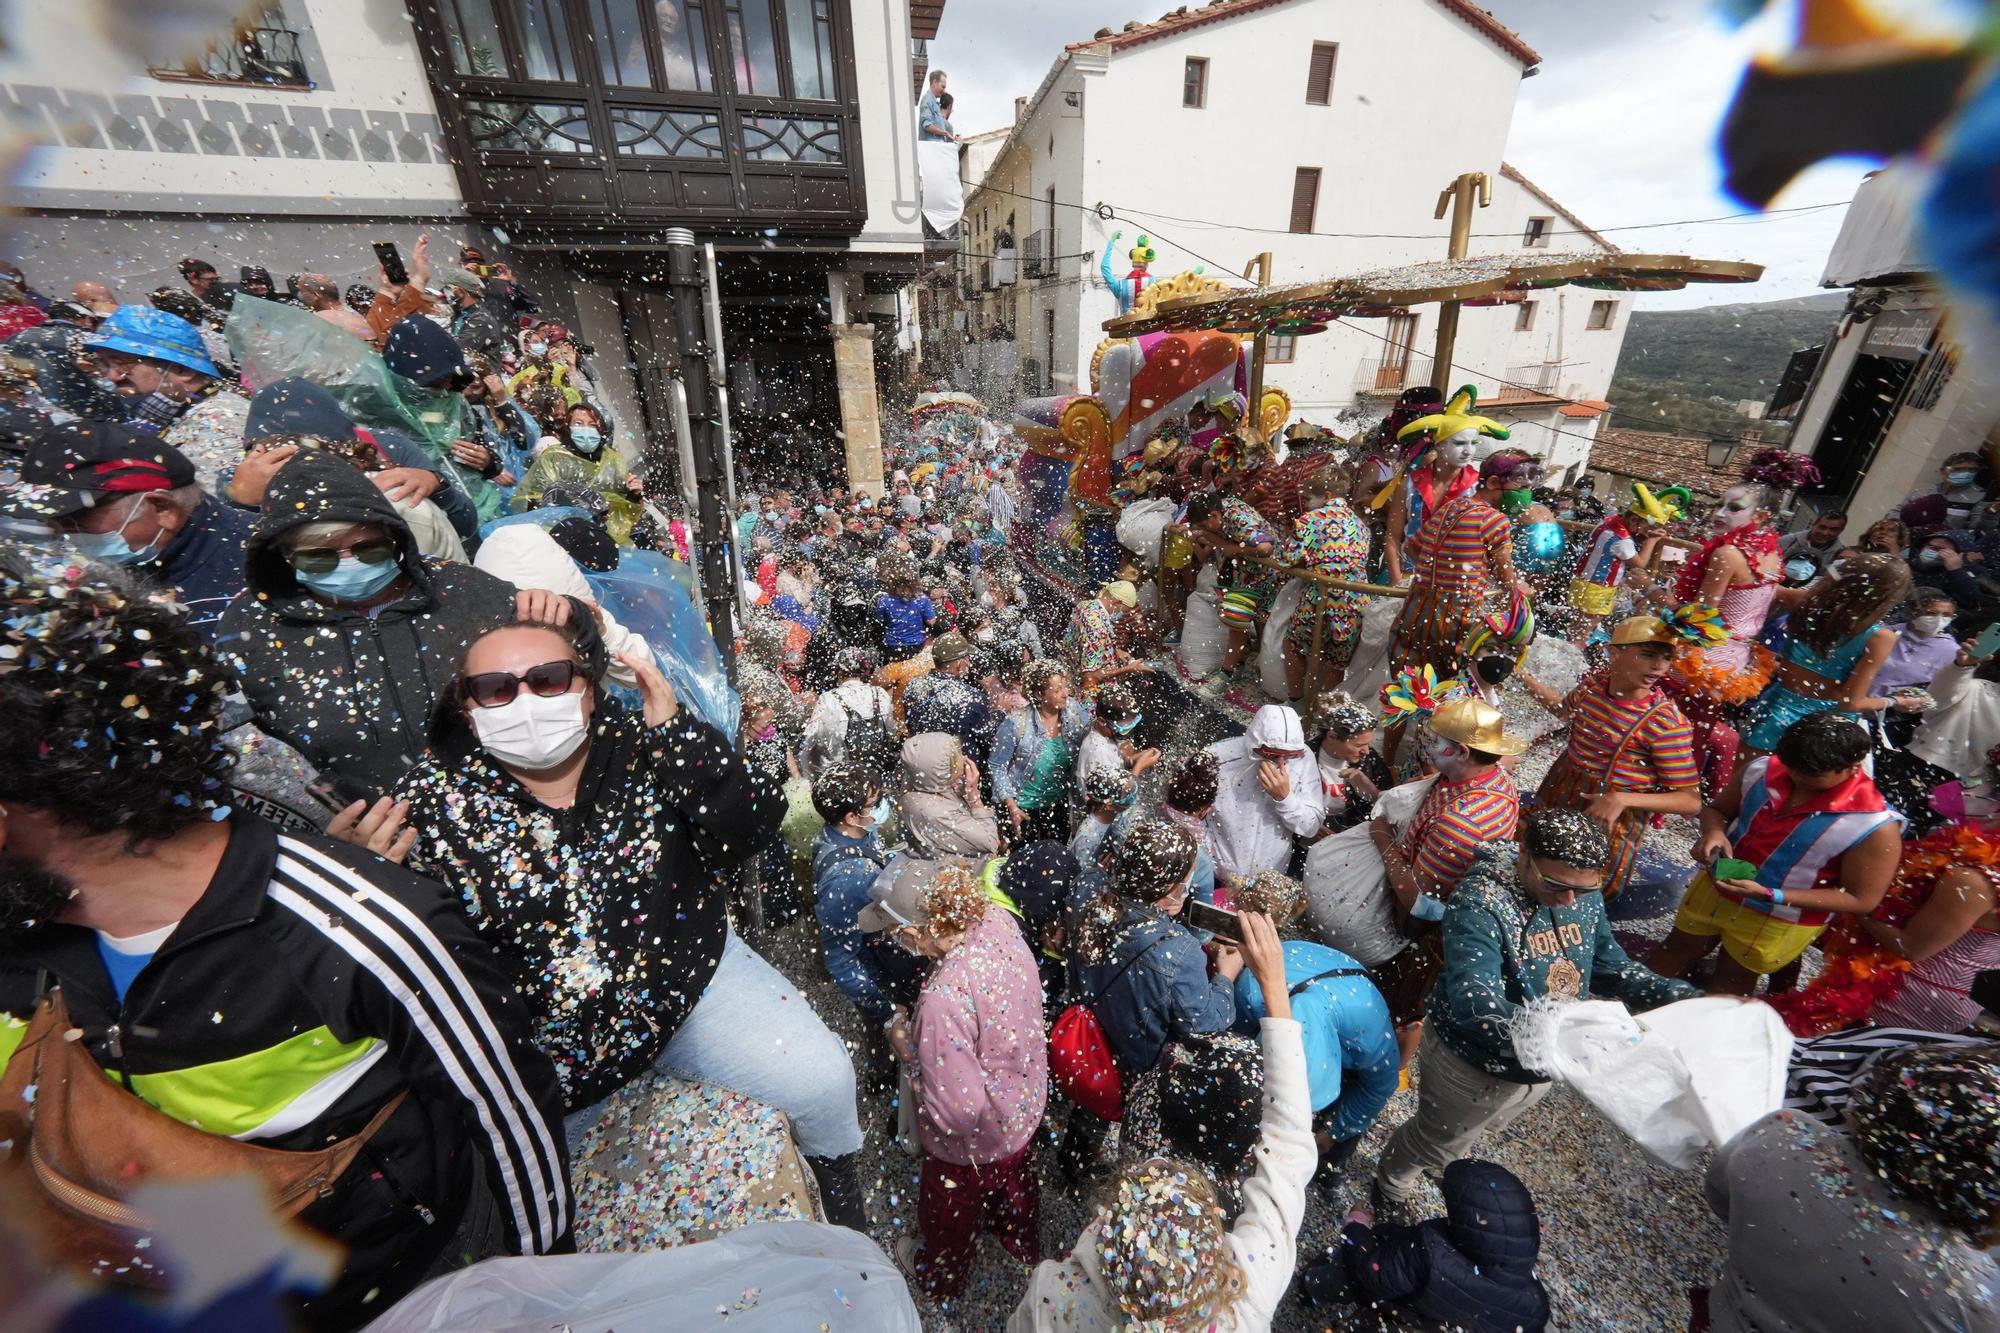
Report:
806,1152,870,1232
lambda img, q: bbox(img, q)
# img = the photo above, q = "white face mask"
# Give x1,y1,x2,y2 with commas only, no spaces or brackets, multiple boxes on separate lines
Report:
470,690,590,771
1910,614,1950,637
1434,430,1480,472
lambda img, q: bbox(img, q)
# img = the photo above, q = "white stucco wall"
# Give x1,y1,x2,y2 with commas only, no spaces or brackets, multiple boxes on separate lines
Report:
848,0,926,255
3,0,462,216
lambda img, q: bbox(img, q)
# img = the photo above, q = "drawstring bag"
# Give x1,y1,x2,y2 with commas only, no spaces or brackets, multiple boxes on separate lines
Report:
1048,938,1161,1122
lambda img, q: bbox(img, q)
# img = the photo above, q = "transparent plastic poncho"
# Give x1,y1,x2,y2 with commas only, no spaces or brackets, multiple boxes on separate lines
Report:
224,296,503,520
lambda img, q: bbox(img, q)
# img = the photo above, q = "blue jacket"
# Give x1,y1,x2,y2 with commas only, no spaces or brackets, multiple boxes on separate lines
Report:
1077,905,1236,1078
903,672,994,762
812,825,896,1023
155,496,254,643
1330,1159,1548,1333
1234,940,1398,1142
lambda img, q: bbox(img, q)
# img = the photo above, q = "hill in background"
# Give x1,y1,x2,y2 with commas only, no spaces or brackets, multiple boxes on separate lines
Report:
1607,291,1847,438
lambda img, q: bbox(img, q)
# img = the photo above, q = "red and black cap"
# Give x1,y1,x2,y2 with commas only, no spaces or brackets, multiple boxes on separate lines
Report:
2,420,196,520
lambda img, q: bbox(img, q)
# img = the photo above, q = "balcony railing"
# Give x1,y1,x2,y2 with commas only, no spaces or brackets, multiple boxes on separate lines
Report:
1491,362,1562,403
149,9,310,88
1023,229,1056,281
1356,351,1433,394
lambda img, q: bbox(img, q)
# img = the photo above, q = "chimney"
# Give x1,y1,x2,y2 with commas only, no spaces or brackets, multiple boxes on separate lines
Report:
1014,95,1027,124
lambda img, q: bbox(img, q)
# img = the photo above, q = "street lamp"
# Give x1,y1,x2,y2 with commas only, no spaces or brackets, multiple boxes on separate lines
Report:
1706,437,1739,471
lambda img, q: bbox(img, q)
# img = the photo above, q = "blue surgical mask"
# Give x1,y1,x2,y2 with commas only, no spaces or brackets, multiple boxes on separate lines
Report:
1112,713,1142,735
297,554,402,603
569,425,602,453
869,797,894,827
1918,548,1945,566
68,496,161,567
1783,558,1818,583
528,341,549,358
1948,470,1978,487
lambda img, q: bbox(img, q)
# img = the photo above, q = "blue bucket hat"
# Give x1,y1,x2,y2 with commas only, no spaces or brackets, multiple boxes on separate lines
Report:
83,305,219,379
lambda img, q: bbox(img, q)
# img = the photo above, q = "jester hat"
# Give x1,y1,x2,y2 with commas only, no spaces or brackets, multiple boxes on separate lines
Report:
1461,588,1537,663
1381,663,1461,722
1373,385,1510,509
1625,482,1691,526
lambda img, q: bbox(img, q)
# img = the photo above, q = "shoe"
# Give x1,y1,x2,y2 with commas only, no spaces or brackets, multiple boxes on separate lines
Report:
805,1152,870,1232
1369,1179,1418,1227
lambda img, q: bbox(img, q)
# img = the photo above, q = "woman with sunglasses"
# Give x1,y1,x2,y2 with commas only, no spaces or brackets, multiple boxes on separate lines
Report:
333,612,872,1232
219,450,530,801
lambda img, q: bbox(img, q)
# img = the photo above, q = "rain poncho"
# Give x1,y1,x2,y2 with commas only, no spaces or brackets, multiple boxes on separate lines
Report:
509,445,643,543
224,295,504,520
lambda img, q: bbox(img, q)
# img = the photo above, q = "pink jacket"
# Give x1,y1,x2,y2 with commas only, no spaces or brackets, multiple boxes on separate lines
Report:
912,903,1049,1165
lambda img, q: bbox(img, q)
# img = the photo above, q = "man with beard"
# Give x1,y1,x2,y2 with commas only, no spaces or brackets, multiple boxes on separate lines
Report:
0,549,572,1325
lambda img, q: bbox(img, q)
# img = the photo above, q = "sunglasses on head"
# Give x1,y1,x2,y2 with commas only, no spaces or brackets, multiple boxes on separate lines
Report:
458,659,583,709
288,539,398,576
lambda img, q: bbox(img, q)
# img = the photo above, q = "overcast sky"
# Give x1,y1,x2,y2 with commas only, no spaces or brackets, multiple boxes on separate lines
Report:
927,0,1902,309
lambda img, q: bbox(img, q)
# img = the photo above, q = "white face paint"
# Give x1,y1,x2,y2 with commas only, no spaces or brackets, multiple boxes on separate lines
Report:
1433,428,1481,472
1711,484,1761,533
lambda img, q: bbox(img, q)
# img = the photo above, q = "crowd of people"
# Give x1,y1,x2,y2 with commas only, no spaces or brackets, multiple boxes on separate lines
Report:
0,238,1995,1333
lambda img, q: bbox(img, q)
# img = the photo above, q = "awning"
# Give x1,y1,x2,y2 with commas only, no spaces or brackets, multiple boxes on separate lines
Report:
1101,251,1764,337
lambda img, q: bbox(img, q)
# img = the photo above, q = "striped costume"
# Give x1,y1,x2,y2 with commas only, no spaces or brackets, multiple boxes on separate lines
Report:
1537,672,1700,895
1673,756,1903,974
1390,493,1512,680
1370,766,1521,1025
1281,499,1371,672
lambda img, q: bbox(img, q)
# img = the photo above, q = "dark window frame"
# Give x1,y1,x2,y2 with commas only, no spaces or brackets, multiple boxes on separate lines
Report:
1289,166,1321,234
1184,56,1208,108
1305,42,1336,105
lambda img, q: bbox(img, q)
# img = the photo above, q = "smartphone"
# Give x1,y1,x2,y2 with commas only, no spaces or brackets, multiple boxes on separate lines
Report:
1183,900,1241,943
1975,620,2000,662
373,240,408,287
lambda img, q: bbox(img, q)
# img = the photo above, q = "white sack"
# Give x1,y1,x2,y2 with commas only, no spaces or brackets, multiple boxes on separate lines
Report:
1511,996,1793,1169
1339,594,1404,712
1258,577,1308,700
1115,497,1178,569
1178,563,1228,676
1303,774,1437,966
366,1222,920,1333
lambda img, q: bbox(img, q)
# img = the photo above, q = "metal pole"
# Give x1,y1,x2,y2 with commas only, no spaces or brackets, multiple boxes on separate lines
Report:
701,242,750,621
669,377,708,616
664,227,736,661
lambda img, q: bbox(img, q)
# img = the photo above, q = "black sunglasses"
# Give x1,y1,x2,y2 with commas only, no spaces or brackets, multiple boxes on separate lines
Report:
289,538,398,577
458,659,582,709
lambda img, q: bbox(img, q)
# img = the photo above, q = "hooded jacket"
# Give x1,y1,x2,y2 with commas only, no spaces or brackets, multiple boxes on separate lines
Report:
243,376,479,543
1206,706,1327,879
384,314,470,388
1328,1159,1549,1332
898,732,1000,859
216,450,518,799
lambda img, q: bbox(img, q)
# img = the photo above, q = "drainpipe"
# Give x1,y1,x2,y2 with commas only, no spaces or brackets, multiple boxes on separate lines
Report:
664,227,736,662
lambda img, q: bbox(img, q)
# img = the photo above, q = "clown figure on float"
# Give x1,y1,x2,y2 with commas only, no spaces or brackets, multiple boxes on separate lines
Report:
1375,386,1511,586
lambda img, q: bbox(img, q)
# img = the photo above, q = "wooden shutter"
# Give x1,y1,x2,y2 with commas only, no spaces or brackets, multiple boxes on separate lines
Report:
1289,167,1321,233
1306,43,1336,105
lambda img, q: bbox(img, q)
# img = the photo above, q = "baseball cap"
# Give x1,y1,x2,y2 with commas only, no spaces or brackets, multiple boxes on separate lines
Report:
439,268,485,294
3,421,196,520
931,631,973,665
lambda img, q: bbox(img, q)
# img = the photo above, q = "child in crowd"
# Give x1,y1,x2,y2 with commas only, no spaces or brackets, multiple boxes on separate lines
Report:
870,864,1049,1300
1069,765,1139,904
875,558,936,662
1299,1159,1549,1333
1074,678,1158,791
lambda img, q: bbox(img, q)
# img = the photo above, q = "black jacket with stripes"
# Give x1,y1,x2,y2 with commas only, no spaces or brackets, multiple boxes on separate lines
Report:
0,814,573,1330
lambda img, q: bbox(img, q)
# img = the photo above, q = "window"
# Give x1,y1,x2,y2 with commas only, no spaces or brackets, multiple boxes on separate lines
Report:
1587,299,1618,331
724,0,781,97
1514,299,1537,332
1305,42,1337,104
1523,216,1553,248
1289,167,1321,234
781,0,836,100
149,3,311,87
1267,334,1296,364
1184,57,1208,108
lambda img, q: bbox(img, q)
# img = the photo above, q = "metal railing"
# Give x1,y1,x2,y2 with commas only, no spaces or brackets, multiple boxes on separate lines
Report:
150,13,309,87
1022,229,1056,281
1355,351,1433,393
1491,362,1561,403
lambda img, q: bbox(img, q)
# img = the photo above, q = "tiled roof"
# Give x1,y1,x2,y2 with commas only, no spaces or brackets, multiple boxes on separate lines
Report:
1068,0,1540,67
1588,428,1743,499
1557,399,1610,418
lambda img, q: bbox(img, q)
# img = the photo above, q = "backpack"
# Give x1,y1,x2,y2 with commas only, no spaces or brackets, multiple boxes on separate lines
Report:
840,692,896,778
1048,936,1163,1122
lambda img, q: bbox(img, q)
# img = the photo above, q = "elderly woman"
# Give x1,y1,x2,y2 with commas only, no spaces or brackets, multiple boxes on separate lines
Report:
332,611,871,1229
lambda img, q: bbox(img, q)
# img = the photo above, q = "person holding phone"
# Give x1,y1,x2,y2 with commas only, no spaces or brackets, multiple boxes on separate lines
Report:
364,233,435,348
